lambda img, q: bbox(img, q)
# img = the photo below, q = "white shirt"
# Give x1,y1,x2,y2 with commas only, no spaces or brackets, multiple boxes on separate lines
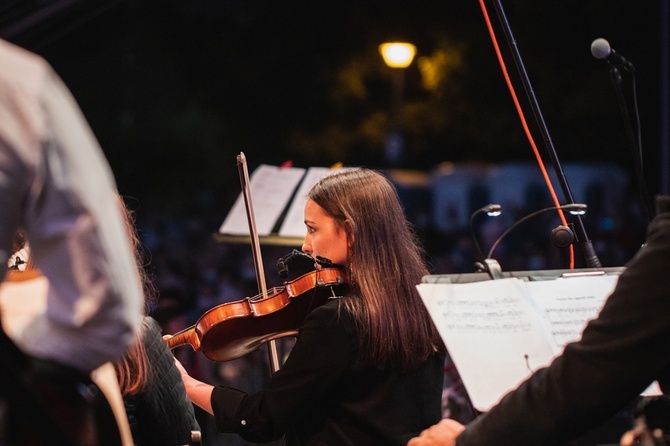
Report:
0,39,143,373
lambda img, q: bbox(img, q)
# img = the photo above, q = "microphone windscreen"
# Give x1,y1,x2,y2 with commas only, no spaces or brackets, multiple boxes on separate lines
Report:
590,38,611,59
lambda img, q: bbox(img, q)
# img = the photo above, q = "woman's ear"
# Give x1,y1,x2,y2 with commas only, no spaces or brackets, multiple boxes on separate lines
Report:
344,220,354,248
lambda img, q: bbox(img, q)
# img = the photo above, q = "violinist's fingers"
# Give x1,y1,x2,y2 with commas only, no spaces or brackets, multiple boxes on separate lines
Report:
172,355,189,378
173,356,184,370
620,429,637,446
619,424,652,446
162,334,178,361
407,419,464,446
407,433,423,445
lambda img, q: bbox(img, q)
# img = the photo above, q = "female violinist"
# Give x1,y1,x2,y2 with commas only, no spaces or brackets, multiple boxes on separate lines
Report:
174,167,446,445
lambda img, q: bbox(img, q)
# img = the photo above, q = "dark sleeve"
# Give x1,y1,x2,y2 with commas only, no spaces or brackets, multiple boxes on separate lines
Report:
211,299,355,442
457,212,670,446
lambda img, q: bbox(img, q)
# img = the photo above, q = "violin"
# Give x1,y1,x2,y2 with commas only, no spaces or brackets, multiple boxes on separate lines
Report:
165,253,349,362
166,153,351,368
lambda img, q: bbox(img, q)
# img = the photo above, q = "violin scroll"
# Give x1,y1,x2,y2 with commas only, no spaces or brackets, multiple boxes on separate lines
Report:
164,327,199,352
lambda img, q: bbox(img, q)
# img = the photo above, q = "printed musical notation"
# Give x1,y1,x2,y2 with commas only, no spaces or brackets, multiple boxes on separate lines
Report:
417,275,619,412
438,293,531,333
525,277,616,351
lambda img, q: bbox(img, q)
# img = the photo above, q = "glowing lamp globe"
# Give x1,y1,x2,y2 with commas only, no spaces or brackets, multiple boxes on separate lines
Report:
379,42,417,68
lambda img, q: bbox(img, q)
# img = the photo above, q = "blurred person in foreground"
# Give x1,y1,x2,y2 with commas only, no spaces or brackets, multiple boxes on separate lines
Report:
408,196,670,446
0,38,143,444
2,200,201,446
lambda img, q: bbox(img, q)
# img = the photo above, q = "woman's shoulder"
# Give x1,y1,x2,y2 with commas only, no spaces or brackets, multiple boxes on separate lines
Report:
294,297,359,362
307,297,349,320
302,297,358,341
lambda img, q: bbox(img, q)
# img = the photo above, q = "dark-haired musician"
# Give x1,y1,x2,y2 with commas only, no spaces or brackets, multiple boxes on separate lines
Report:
176,168,447,445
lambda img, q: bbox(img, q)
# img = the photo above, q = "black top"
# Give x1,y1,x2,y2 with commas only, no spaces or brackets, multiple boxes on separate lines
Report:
211,298,445,445
124,317,200,446
457,209,670,446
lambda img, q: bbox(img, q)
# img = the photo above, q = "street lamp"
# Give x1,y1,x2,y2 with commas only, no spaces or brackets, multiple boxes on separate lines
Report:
379,42,416,166
379,42,416,68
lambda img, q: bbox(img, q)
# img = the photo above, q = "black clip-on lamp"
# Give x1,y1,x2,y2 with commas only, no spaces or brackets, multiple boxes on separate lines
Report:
470,203,588,279
470,203,502,275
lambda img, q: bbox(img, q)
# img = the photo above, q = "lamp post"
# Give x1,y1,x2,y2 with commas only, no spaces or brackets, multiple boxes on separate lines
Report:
379,42,416,166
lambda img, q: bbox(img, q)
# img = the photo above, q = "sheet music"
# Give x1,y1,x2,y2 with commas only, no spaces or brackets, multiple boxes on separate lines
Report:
278,166,348,238
219,164,306,236
526,276,618,353
417,274,626,412
418,278,555,411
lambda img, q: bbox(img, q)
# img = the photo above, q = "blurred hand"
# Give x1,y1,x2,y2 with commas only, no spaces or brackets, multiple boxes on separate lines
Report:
407,418,465,446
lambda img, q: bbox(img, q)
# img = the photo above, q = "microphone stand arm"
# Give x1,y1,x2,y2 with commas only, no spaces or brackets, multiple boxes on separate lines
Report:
609,65,654,221
492,0,601,267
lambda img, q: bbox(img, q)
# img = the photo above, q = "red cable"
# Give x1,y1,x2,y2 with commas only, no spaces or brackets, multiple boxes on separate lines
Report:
478,0,574,268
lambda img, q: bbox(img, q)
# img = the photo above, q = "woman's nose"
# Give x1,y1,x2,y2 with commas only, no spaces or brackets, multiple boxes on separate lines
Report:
301,239,311,254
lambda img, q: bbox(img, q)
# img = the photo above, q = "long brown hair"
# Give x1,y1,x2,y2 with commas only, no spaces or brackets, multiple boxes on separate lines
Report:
308,168,445,373
114,197,155,396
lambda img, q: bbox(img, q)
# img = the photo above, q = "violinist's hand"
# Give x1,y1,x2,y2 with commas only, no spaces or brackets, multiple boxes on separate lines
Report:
407,418,465,446
168,348,215,415
163,334,193,383
172,354,191,383
620,422,665,446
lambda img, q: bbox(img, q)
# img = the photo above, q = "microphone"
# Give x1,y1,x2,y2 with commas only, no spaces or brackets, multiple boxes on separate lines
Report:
590,38,634,71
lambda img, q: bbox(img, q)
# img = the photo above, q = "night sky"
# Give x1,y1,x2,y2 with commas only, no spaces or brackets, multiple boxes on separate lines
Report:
1,1,666,220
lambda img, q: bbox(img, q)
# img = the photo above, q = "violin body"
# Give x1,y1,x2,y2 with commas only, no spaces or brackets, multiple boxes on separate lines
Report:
166,267,348,362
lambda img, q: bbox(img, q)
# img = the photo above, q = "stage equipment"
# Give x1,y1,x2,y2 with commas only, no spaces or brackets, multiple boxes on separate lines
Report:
478,0,601,268
591,37,654,222
469,203,502,272
591,38,635,72
487,203,587,262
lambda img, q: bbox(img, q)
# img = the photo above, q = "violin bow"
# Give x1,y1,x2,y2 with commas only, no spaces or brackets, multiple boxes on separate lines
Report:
236,152,282,374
